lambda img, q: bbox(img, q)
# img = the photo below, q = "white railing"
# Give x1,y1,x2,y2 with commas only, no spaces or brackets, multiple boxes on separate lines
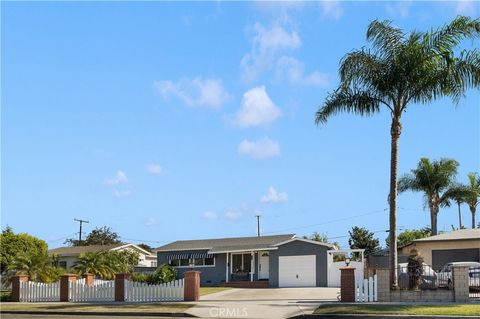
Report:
19,281,60,302
69,280,114,302
355,274,377,302
125,279,184,302
76,278,112,286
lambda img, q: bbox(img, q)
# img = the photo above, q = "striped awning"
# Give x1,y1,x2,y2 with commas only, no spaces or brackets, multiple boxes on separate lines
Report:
166,253,190,260
190,252,213,259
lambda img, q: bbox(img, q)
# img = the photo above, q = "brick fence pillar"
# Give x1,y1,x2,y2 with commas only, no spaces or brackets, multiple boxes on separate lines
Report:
11,275,28,302
376,268,391,302
340,267,356,302
115,273,131,302
60,274,77,302
453,266,469,303
184,271,201,301
83,273,94,287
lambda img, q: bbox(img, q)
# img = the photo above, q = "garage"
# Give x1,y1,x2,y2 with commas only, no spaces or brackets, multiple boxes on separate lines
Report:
432,248,479,270
278,255,316,287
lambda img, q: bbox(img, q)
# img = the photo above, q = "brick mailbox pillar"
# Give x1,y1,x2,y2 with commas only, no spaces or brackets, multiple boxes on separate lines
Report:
11,275,29,302
340,267,356,302
60,274,77,302
453,265,470,303
184,271,201,301
115,273,131,302
83,273,94,286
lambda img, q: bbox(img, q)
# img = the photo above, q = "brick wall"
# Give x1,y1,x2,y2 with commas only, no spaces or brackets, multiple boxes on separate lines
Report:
376,265,469,303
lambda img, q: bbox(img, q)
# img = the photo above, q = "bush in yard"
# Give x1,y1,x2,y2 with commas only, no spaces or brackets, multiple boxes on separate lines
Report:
131,264,177,284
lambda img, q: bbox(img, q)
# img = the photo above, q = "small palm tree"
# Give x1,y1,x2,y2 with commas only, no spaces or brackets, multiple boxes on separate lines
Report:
315,16,480,286
10,251,55,282
73,252,115,280
398,158,459,235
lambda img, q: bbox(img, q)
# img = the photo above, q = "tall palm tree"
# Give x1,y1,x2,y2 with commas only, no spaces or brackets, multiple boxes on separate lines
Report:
444,183,467,229
315,17,480,287
398,158,459,235
464,173,480,228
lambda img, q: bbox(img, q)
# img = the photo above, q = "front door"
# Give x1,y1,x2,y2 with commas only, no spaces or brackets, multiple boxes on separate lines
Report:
258,252,269,280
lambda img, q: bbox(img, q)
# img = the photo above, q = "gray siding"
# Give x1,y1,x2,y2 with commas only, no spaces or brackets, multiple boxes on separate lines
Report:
269,241,329,287
157,250,227,286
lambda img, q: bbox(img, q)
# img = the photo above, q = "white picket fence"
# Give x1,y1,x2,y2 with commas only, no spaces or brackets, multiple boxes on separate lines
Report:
76,278,112,286
355,274,377,302
69,279,115,302
125,279,184,302
19,281,60,302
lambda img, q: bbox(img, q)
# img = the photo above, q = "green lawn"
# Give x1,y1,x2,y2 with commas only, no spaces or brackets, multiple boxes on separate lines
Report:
314,304,480,316
199,286,232,296
0,303,192,313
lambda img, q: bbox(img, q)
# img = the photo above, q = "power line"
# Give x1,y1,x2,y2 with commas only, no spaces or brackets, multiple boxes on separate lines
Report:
262,208,389,235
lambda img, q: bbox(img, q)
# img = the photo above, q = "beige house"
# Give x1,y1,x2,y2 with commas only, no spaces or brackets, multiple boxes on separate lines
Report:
49,243,157,269
401,228,480,270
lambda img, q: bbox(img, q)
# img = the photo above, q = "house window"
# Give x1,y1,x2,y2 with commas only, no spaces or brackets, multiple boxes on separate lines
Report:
232,253,252,273
58,261,67,269
169,258,190,267
151,261,157,267
193,257,215,267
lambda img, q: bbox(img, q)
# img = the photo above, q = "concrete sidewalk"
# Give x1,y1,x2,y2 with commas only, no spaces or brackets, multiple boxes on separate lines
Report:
187,287,340,319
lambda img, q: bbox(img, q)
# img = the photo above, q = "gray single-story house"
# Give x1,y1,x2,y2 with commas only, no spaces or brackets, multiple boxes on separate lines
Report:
155,234,334,287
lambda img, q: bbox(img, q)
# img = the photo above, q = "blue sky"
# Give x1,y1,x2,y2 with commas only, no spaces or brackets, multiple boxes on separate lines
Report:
2,1,479,249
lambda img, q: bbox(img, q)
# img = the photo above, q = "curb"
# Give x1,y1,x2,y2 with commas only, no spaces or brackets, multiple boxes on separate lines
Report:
0,310,197,317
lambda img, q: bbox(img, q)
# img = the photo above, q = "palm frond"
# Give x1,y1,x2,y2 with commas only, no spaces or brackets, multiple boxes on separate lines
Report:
315,89,382,125
366,20,405,58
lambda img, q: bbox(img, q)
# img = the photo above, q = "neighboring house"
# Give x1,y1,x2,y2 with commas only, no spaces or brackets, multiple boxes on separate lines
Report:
49,243,157,269
155,234,335,287
400,228,480,271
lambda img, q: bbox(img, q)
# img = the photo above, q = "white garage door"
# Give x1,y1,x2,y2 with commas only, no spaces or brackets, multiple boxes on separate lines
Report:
279,255,316,287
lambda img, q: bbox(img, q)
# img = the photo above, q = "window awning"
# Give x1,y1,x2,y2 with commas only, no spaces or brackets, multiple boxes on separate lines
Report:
166,253,190,260
191,252,213,259
166,252,213,260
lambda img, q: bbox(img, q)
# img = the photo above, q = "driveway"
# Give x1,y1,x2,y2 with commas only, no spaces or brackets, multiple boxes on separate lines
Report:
187,287,339,319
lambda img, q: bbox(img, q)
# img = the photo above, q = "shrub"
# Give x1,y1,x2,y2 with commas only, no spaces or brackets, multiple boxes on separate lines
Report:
131,264,177,284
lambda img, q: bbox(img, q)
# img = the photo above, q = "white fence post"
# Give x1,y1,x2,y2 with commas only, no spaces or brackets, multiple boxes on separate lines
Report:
355,275,377,303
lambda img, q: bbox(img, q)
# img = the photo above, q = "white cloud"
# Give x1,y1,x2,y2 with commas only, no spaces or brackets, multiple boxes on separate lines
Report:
225,210,241,220
319,1,343,20
145,217,157,226
276,56,329,87
233,86,281,127
385,1,412,18
106,170,128,186
260,187,288,204
203,211,218,220
146,164,162,175
114,189,132,198
238,137,280,160
154,77,231,108
241,21,301,82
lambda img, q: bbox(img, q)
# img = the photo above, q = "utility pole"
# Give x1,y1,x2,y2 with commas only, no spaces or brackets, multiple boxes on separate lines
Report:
255,214,261,237
74,218,89,243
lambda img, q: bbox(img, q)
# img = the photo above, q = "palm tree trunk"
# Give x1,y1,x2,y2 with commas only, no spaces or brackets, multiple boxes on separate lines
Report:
430,204,439,235
389,116,401,288
457,202,462,229
471,205,477,228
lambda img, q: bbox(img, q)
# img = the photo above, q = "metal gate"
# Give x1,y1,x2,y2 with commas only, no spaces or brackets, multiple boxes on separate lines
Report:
470,266,480,301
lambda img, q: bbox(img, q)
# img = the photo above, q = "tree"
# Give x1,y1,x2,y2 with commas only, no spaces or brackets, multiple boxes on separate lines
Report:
348,227,380,255
105,250,140,273
445,184,467,229
303,232,340,248
9,250,63,283
66,226,122,246
137,243,153,252
462,173,479,228
73,252,115,279
0,227,48,274
386,227,431,248
398,158,459,235
315,17,480,286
